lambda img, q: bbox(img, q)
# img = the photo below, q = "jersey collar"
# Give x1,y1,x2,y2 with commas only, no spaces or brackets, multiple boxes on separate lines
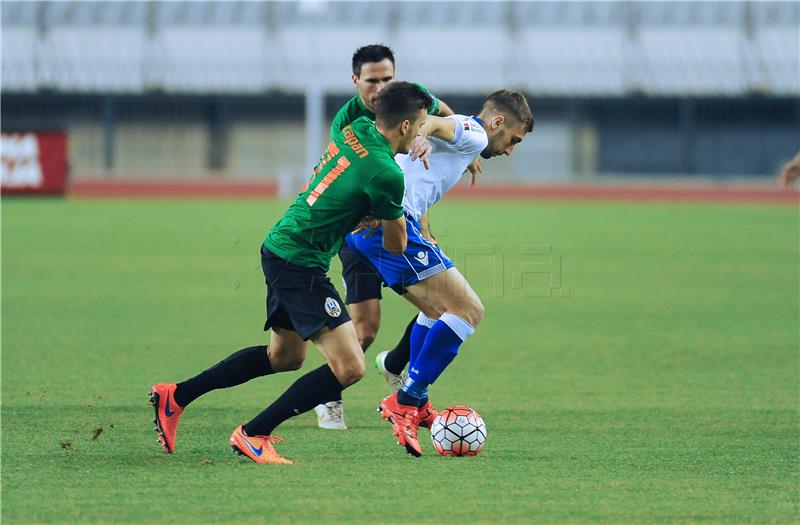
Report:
356,94,376,118
470,115,485,127
367,122,394,153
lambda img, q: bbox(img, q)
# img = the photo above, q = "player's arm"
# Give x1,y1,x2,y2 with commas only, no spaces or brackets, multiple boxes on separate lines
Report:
366,167,407,254
437,99,455,117
419,115,457,143
418,211,436,243
381,217,407,255
417,83,452,117
408,115,456,169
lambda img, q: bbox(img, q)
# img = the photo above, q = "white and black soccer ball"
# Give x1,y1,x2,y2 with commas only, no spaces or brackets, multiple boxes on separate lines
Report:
430,406,487,456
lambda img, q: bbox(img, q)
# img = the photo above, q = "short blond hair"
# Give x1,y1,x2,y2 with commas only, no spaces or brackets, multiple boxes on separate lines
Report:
481,90,534,132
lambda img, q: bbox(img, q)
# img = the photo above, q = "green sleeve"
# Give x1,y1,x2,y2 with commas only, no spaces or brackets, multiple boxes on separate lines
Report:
415,83,441,116
366,167,405,220
330,108,348,140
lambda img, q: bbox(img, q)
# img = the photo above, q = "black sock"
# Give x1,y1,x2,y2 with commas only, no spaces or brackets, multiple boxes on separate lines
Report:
327,390,343,403
243,364,344,436
173,345,273,408
383,315,416,375
397,389,420,407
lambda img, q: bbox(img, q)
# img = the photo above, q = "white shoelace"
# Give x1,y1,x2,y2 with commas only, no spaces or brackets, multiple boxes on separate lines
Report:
325,401,343,421
390,371,408,391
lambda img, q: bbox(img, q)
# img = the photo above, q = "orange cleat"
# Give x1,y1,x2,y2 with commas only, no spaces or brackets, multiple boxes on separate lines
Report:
417,400,438,429
148,383,184,453
378,393,422,457
229,425,293,465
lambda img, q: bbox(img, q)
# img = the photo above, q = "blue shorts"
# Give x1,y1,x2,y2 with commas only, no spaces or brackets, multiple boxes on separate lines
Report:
345,214,454,291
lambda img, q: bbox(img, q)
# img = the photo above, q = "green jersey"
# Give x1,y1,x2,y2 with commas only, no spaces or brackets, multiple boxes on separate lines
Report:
329,83,441,139
265,117,405,270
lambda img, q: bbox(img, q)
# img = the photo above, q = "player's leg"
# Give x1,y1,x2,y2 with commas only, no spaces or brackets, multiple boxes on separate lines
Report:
378,315,415,374
150,327,308,454
339,242,384,350
313,301,378,429
375,294,441,393
347,218,452,456
231,249,364,463
175,327,307,407
348,298,381,351
400,268,484,407
237,322,365,450
314,244,384,429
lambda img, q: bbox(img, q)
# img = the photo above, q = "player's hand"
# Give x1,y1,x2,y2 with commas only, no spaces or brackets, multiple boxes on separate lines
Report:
423,229,438,245
777,153,800,189
410,136,432,170
467,158,484,186
352,216,382,238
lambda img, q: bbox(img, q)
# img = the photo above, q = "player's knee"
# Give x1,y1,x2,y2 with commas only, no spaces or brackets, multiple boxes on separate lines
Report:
354,319,379,352
357,331,377,352
471,299,485,327
349,360,366,384
271,353,305,372
284,356,305,371
334,359,365,387
459,297,484,328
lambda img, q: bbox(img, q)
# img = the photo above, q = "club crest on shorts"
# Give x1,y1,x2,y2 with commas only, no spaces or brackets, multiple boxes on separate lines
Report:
324,297,342,317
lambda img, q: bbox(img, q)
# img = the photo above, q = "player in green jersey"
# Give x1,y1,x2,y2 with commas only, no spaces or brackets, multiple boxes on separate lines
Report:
329,45,451,140
149,82,432,464
317,44,473,430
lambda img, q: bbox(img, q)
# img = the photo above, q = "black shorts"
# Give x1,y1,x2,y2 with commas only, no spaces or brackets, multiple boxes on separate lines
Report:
339,242,383,304
261,245,351,341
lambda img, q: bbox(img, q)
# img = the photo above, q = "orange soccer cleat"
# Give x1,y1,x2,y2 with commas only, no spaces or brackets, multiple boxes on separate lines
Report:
378,393,422,457
416,400,438,429
229,425,293,465
148,382,184,453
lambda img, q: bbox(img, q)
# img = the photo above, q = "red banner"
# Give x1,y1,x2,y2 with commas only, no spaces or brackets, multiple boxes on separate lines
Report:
1,131,69,195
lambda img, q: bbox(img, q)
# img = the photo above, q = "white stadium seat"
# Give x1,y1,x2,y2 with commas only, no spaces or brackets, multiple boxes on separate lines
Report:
1,0,797,96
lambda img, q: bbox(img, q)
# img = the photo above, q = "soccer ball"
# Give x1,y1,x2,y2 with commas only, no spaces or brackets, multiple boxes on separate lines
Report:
430,406,487,456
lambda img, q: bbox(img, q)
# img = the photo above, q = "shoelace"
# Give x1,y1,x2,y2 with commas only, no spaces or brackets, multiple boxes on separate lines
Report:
245,433,285,445
402,413,419,439
326,402,344,421
390,372,408,390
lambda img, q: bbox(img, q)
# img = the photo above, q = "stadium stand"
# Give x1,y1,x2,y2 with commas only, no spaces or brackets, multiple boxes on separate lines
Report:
2,1,797,181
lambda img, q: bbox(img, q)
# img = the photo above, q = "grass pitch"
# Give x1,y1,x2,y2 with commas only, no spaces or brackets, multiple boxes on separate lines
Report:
2,197,798,524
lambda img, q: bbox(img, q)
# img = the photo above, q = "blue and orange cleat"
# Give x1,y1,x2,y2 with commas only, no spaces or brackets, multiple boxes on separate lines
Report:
417,400,438,429
229,425,293,465
378,393,422,457
148,383,183,453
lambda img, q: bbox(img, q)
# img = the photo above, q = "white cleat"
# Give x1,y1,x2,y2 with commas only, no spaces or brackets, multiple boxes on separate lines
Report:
315,401,347,430
374,351,408,394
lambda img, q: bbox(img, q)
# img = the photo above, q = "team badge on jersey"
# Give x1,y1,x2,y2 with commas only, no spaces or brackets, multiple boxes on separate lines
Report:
324,297,342,317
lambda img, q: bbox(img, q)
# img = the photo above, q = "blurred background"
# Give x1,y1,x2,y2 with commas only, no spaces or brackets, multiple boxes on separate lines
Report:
2,0,799,192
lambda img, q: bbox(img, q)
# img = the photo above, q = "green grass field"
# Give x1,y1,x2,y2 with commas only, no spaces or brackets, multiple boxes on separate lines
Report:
2,197,798,524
